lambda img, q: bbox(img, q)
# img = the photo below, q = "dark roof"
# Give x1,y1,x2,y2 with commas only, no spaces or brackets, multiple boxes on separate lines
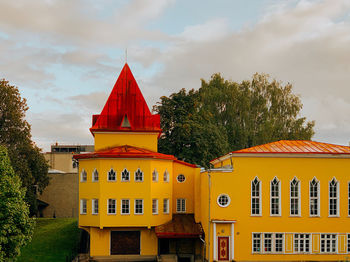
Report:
155,214,203,238
90,63,161,134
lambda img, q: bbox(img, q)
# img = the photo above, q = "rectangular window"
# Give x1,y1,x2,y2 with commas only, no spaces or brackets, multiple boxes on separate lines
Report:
121,199,130,214
329,179,339,216
108,199,116,214
271,178,280,215
310,178,319,216
92,199,98,214
80,199,87,214
275,233,283,253
176,198,186,213
294,234,310,253
321,234,337,253
135,199,143,214
152,199,158,214
263,233,272,253
252,233,261,253
290,178,300,216
251,178,261,215
163,198,169,214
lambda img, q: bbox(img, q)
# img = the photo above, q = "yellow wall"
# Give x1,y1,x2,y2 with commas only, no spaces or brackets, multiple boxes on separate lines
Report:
200,156,350,261
94,132,158,151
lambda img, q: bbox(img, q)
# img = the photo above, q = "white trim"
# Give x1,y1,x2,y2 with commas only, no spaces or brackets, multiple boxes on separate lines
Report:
251,177,262,216
328,177,339,217
217,194,231,207
152,168,158,182
121,199,130,215
80,169,87,182
213,222,217,260
107,168,117,182
134,168,144,182
290,177,301,217
231,223,234,260
92,198,99,214
163,198,169,214
176,198,186,213
320,233,338,253
134,199,144,215
309,177,320,217
80,199,87,214
211,220,236,223
92,168,99,182
152,199,158,215
107,199,116,215
121,168,130,182
270,177,281,216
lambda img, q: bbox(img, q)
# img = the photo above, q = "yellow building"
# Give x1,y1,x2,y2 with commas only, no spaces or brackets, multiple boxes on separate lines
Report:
74,64,350,261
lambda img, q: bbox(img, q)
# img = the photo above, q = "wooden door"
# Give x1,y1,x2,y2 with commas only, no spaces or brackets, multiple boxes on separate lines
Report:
110,231,140,255
218,236,229,261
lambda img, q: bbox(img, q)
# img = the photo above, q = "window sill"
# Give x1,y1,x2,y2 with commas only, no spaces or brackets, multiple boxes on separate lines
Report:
107,213,116,215
250,214,262,217
121,213,130,215
107,180,117,182
121,180,130,182
289,215,301,217
92,213,98,215
328,215,340,218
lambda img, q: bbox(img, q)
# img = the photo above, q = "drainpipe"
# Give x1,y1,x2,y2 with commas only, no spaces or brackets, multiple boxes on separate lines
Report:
207,169,211,262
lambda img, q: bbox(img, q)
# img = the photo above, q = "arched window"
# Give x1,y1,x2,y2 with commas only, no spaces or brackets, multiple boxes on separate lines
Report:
80,169,87,182
121,168,130,182
251,177,261,215
290,177,300,216
135,168,143,182
329,178,339,216
309,177,320,216
152,169,158,182
108,168,116,181
163,169,169,182
92,169,99,182
270,177,280,216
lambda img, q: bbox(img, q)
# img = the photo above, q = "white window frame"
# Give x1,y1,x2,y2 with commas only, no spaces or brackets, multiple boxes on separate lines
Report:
163,169,169,182
329,177,339,217
107,168,116,182
347,234,350,253
121,168,130,182
177,174,186,183
152,168,158,182
290,177,301,216
251,177,262,216
163,198,169,214
270,177,281,216
80,199,87,214
320,234,337,253
263,233,273,253
121,199,130,215
107,199,116,214
134,168,144,182
152,199,158,215
294,233,311,253
134,199,144,214
217,194,231,207
252,233,262,253
92,168,99,182
80,169,87,182
309,177,320,217
92,199,98,214
274,233,284,253
176,198,186,213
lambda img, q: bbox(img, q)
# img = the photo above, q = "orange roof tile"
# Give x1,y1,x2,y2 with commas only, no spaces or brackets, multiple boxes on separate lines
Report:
234,140,350,154
73,145,177,160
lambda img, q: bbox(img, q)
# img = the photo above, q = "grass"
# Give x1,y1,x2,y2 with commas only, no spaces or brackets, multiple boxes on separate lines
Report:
18,218,80,262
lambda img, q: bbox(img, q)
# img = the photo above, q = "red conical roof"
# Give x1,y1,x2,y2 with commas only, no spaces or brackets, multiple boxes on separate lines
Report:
90,63,161,134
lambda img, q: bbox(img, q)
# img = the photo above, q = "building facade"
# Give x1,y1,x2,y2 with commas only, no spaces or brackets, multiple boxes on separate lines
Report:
74,64,350,261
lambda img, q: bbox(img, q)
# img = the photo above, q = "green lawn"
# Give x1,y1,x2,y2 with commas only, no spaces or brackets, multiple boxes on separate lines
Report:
18,218,80,262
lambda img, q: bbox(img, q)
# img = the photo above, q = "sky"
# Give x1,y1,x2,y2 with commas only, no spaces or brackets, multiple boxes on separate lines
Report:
0,0,350,152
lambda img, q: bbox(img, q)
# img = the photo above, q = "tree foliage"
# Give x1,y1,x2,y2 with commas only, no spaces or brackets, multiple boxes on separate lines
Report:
0,146,35,261
155,73,315,166
0,79,49,215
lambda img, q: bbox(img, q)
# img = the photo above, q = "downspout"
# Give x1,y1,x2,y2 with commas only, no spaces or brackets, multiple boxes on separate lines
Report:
207,169,211,262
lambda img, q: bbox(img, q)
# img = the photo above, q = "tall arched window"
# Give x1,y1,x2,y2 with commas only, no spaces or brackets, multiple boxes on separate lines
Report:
270,177,280,216
310,177,319,216
329,178,339,216
251,177,261,215
290,177,300,216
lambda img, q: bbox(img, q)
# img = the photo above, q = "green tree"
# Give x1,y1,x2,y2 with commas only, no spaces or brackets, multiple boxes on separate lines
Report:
155,73,315,166
155,89,229,167
0,146,35,261
0,79,49,216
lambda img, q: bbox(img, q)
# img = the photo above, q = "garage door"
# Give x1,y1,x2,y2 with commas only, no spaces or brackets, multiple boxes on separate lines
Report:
111,231,140,255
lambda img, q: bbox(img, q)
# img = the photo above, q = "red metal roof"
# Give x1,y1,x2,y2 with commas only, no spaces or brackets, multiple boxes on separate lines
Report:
90,63,161,134
234,140,350,154
155,214,203,238
73,145,177,160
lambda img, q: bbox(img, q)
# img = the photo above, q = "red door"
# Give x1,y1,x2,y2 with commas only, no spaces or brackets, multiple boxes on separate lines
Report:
218,237,229,261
